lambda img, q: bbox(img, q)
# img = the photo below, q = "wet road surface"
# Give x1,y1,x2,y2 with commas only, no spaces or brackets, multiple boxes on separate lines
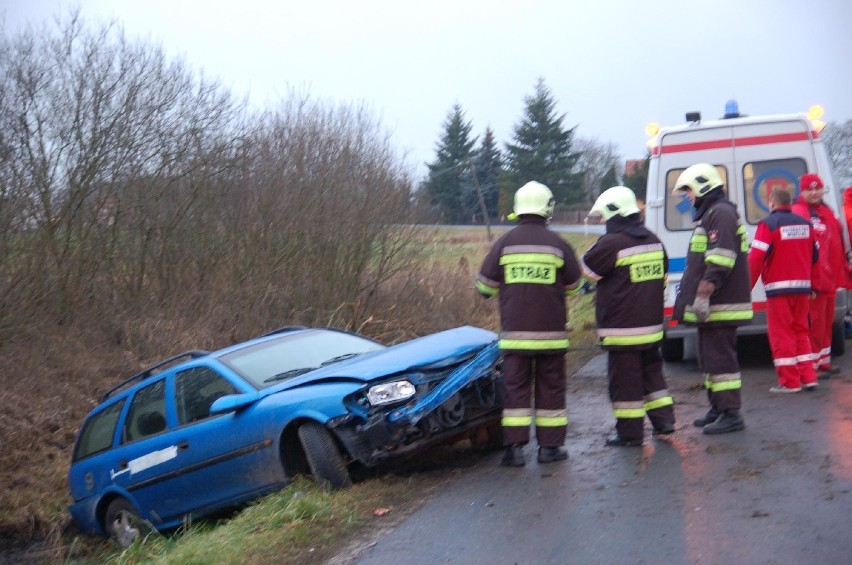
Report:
341,337,852,564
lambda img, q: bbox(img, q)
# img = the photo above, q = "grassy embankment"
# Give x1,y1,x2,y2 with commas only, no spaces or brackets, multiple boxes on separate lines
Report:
8,227,600,565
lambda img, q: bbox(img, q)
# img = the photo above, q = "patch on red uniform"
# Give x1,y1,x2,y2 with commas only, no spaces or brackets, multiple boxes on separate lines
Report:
708,229,719,243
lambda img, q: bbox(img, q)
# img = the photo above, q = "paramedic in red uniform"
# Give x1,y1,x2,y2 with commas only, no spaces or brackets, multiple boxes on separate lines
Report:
672,164,752,434
476,181,582,466
748,188,819,392
792,173,849,377
581,186,675,446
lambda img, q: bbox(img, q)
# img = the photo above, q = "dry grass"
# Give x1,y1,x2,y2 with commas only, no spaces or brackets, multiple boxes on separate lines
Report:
0,226,601,563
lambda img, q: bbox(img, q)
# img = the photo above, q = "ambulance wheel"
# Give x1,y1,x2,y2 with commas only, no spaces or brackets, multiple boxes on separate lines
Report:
661,338,684,363
831,320,845,356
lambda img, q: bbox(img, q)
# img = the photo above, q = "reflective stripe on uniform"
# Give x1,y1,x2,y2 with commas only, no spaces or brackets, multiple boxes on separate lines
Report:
499,252,565,268
500,330,569,351
475,277,499,296
764,280,811,292
500,338,570,350
705,247,737,268
598,324,664,346
580,259,603,282
502,408,532,427
613,400,645,419
644,388,674,411
500,252,563,285
535,408,568,427
690,232,708,253
751,239,770,252
706,372,742,392
683,302,753,323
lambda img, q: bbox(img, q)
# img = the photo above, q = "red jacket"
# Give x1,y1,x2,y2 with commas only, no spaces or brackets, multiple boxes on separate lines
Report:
748,207,816,295
792,197,849,292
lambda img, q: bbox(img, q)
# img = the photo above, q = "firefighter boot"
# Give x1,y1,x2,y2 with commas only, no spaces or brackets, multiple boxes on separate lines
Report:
693,408,721,428
538,446,568,463
702,410,745,435
500,444,526,467
605,434,643,447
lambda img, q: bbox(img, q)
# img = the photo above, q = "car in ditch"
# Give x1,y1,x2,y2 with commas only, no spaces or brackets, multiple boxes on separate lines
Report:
67,325,502,546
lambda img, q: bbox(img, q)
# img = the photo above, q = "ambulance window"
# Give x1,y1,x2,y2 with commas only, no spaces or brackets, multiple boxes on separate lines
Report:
664,166,728,231
742,158,807,224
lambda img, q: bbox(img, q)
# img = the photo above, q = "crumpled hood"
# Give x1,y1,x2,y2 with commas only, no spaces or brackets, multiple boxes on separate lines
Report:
273,326,497,391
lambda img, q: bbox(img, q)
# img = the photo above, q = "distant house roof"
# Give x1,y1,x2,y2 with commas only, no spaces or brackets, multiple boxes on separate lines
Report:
624,159,644,177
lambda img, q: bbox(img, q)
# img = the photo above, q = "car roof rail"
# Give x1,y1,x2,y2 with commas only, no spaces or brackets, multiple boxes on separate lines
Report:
258,325,307,338
103,350,211,400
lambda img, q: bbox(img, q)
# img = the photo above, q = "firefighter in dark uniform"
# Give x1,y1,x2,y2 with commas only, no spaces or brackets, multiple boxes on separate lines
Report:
672,164,753,434
476,181,582,466
582,186,675,446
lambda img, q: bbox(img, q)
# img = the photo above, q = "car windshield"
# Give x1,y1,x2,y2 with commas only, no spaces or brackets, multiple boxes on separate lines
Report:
219,330,385,389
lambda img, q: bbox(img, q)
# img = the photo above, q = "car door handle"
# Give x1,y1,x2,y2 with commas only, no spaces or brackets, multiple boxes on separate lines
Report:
177,440,189,450
119,459,128,469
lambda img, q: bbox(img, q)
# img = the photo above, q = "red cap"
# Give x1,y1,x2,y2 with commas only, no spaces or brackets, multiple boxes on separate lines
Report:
800,173,824,191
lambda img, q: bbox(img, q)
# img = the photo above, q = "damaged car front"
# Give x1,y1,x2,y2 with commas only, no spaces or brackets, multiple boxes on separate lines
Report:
332,335,503,466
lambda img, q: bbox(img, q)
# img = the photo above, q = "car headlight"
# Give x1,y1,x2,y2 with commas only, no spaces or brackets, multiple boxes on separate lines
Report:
366,380,416,406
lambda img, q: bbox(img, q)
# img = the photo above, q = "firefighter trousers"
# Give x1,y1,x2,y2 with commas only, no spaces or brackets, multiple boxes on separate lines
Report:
697,325,741,413
767,294,817,388
607,347,675,440
501,353,567,447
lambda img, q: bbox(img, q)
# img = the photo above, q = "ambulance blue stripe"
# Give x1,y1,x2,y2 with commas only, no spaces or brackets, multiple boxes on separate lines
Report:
669,257,686,273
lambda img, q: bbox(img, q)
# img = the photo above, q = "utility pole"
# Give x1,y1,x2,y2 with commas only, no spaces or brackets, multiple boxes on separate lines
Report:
469,161,492,241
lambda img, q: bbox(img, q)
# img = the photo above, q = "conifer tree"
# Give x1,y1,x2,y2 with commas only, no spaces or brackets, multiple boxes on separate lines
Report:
469,127,503,223
623,152,650,201
423,104,476,223
504,78,583,208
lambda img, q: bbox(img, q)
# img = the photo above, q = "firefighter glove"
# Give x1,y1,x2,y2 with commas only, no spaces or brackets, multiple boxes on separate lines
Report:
692,295,711,323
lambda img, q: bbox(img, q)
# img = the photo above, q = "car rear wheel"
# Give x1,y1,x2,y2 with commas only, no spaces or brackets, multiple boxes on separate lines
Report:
104,497,150,548
297,422,352,489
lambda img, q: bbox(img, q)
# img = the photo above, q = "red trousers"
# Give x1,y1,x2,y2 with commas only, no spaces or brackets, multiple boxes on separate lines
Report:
809,292,836,369
767,294,817,388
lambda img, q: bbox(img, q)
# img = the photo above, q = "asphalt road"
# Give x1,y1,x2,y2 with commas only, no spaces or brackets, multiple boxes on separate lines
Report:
340,337,852,565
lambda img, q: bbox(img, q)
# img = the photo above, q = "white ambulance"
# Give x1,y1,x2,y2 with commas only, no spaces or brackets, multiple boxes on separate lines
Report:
642,101,848,362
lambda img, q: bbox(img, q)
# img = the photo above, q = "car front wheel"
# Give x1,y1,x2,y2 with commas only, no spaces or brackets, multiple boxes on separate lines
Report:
297,422,352,489
104,497,149,548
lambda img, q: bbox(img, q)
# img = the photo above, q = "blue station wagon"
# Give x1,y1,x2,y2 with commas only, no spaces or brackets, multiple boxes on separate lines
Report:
67,325,502,546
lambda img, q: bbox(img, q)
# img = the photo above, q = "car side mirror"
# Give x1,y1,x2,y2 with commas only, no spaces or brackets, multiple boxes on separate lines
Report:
210,392,259,415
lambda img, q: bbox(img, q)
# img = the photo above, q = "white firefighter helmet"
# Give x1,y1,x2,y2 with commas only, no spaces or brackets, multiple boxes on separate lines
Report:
507,181,555,221
588,186,641,222
672,163,724,197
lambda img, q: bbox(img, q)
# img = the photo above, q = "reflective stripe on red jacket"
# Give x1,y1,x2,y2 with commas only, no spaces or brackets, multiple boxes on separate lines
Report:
792,198,847,293
748,207,817,296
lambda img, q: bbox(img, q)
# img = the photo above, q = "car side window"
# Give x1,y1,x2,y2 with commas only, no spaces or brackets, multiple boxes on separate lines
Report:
664,165,729,231
73,400,125,461
175,367,238,425
742,158,807,224
122,379,167,443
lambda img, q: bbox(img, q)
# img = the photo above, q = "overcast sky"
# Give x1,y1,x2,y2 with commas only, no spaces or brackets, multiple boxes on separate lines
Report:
4,0,852,178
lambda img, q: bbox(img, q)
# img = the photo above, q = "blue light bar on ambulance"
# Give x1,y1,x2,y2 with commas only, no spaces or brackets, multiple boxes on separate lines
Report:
724,99,740,118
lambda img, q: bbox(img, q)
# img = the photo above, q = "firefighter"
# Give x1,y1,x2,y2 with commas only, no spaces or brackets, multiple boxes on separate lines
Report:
581,186,675,446
791,173,850,376
476,181,582,466
748,187,819,392
672,164,752,434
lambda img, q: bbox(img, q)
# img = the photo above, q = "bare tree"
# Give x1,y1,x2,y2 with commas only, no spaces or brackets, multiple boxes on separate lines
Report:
823,119,852,188
574,136,622,204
